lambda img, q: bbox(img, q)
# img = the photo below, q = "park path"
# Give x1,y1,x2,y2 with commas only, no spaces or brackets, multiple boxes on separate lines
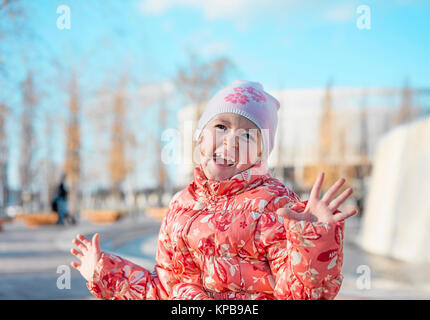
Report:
0,213,160,299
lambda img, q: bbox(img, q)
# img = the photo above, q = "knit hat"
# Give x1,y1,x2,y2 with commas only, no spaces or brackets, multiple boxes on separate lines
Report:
194,80,280,160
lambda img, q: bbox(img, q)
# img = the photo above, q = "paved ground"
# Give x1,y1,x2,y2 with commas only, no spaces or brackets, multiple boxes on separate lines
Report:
1,212,430,300
339,215,430,299
0,212,161,300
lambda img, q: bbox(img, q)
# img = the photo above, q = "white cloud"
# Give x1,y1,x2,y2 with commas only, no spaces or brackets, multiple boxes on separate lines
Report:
139,0,364,27
139,0,303,30
139,0,248,19
178,28,230,58
324,3,356,22
139,0,173,15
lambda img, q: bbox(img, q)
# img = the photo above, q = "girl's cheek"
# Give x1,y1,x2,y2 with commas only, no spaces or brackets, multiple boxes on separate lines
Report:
238,142,259,165
237,150,248,165
200,131,215,151
214,130,225,148
200,129,225,157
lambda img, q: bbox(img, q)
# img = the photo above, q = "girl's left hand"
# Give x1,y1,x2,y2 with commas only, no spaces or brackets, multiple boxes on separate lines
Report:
70,233,101,282
276,172,358,223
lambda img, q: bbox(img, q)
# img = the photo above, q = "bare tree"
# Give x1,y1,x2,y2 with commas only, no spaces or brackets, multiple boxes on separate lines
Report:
308,80,354,191
154,93,168,202
19,70,38,213
108,76,133,200
64,73,81,218
318,80,334,164
174,55,234,122
395,78,414,126
0,103,8,211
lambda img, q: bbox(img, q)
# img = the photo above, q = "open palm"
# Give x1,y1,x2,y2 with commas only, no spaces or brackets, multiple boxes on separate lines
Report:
277,172,358,223
70,233,101,282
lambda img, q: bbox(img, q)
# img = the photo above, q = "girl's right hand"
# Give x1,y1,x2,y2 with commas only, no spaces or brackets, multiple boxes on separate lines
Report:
276,172,357,224
70,233,101,282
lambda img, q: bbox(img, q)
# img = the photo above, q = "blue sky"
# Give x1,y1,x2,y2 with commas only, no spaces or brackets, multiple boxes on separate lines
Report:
5,0,428,88
1,0,430,190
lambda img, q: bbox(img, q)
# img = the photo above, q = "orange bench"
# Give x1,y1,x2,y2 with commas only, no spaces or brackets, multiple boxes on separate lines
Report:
145,207,168,221
14,212,58,227
81,209,127,224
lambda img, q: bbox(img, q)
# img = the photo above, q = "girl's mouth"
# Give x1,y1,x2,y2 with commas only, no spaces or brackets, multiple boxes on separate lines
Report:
213,153,236,167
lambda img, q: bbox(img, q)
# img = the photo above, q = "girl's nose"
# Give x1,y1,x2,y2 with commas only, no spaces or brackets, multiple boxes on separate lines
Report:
222,133,240,160
223,133,239,150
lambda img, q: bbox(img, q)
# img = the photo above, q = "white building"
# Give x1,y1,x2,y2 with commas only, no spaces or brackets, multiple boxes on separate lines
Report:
359,116,430,263
175,86,428,189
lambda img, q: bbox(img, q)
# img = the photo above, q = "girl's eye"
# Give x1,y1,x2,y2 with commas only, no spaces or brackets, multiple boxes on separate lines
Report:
215,124,227,130
242,132,254,141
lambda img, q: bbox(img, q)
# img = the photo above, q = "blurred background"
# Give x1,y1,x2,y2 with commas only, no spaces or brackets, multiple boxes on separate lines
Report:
0,0,429,299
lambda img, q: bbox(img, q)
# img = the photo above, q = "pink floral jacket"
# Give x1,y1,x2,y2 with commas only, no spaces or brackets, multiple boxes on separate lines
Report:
87,163,344,300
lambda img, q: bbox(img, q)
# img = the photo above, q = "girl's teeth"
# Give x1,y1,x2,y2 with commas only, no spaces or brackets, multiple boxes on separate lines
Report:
214,154,235,165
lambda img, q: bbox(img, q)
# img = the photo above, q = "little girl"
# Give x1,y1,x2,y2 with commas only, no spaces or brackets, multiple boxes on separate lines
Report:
71,80,357,300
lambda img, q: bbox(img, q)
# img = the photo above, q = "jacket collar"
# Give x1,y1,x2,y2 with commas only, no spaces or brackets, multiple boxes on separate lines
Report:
193,161,271,199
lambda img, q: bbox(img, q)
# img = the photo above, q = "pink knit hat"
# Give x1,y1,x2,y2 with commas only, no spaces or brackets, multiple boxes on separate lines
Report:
194,80,280,159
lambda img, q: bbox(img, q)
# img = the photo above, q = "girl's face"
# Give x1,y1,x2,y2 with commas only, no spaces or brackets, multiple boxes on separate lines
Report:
198,113,263,181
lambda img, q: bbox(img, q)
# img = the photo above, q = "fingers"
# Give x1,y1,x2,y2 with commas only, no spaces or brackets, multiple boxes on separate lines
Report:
70,248,83,259
92,233,101,256
72,234,92,251
308,172,325,206
72,238,88,252
70,261,80,271
329,187,353,212
334,208,358,222
321,178,345,203
77,234,91,247
276,207,306,221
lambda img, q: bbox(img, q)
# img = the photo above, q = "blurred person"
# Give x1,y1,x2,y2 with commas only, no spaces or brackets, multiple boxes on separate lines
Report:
71,80,357,300
52,174,68,225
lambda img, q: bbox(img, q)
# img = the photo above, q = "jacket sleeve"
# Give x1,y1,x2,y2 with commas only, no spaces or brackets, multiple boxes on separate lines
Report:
86,207,214,300
86,212,178,300
255,196,344,300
